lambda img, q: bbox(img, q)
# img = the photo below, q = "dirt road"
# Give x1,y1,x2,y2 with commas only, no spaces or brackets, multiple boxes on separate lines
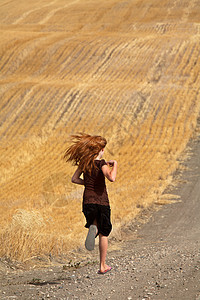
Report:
0,134,199,299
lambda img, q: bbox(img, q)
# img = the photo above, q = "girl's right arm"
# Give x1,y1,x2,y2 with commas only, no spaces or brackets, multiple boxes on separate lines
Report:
71,167,84,185
102,160,117,182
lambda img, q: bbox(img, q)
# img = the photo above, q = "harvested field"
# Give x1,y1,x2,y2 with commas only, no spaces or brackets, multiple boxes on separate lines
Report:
0,0,200,264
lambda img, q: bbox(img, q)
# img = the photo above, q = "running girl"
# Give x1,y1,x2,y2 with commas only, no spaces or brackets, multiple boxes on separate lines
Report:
64,133,117,274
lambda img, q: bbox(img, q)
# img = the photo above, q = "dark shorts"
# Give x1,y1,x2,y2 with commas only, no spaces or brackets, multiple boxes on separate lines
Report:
82,204,112,237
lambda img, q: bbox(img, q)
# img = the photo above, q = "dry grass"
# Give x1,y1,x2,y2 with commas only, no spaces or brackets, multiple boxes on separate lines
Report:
0,0,200,264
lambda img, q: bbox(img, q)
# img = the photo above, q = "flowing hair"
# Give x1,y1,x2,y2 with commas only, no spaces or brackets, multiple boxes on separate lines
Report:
64,133,107,174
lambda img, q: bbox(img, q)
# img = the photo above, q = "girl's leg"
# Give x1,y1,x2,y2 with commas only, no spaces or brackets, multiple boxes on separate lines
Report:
99,234,111,272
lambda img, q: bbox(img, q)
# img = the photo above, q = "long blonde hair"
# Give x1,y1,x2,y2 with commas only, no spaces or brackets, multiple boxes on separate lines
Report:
64,133,107,174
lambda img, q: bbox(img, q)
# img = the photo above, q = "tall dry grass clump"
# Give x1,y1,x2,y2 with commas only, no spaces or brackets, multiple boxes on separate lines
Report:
0,209,56,262
0,206,86,262
0,0,200,264
1,210,47,261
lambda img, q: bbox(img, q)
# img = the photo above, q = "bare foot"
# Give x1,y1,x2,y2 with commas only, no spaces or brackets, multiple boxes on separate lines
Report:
99,264,111,274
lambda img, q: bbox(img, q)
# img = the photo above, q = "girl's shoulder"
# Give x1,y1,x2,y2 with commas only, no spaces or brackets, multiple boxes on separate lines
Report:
95,159,107,169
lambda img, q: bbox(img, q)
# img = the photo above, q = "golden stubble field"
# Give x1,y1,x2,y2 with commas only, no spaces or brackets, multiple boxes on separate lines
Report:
0,0,200,264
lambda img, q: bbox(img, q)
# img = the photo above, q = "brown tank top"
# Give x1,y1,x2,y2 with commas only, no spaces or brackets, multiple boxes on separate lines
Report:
83,159,109,206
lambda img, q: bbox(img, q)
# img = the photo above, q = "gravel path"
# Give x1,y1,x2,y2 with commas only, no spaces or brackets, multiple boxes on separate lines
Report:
0,136,199,300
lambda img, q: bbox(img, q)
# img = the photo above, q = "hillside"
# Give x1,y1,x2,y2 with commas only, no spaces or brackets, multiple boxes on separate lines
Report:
0,0,200,263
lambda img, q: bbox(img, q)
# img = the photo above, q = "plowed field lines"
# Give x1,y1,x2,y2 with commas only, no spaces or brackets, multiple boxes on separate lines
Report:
178,44,195,77
55,92,81,127
80,49,112,80
17,39,66,77
58,46,86,80
54,38,77,63
60,46,95,79
13,0,57,25
57,43,88,76
0,35,46,73
183,44,199,77
73,48,102,77
23,94,58,136
139,129,174,175
2,87,42,138
52,91,73,127
64,91,88,126
90,89,117,122
1,0,200,261
4,43,43,77
170,42,189,76
95,91,130,129
130,98,175,165
92,43,124,77
0,144,60,197
0,88,34,137
0,86,22,119
40,0,82,25
72,43,109,77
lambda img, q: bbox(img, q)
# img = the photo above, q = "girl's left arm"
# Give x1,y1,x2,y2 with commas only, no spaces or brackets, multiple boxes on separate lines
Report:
71,167,84,185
